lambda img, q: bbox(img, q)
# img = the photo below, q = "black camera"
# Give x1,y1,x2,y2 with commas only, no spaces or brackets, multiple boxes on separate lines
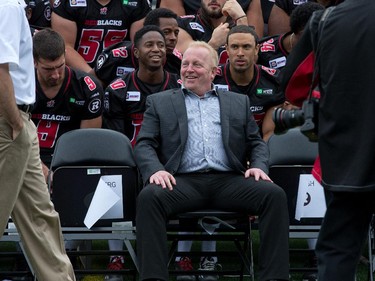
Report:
272,98,319,142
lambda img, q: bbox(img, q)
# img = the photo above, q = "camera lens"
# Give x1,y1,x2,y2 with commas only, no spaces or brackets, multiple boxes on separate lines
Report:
272,107,305,134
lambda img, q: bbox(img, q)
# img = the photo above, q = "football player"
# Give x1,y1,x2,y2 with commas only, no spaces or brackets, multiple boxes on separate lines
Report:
214,25,284,141
159,0,264,38
93,8,181,88
103,25,181,146
25,0,52,29
175,0,250,63
31,28,103,180
257,2,324,70
51,0,151,73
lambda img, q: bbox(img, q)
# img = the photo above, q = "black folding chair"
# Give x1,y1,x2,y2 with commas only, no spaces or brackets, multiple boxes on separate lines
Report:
49,128,140,278
167,210,254,280
267,128,320,274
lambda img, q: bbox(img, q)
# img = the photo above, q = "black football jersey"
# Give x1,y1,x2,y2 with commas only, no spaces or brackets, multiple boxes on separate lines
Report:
275,0,313,16
28,0,51,29
52,0,151,66
103,70,182,146
94,41,182,87
214,63,284,127
177,14,229,64
95,41,137,87
31,66,104,165
257,32,291,70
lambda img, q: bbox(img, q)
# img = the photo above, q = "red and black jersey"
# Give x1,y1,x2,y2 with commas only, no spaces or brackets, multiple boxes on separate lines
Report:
257,32,291,70
52,0,151,67
214,63,284,127
103,70,182,146
94,41,137,87
177,14,229,64
31,66,104,165
94,40,182,87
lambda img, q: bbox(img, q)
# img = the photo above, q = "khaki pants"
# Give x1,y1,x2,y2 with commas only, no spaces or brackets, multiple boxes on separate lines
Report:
0,111,75,281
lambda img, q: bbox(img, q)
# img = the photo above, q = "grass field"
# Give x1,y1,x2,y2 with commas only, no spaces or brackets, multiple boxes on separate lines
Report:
0,231,372,281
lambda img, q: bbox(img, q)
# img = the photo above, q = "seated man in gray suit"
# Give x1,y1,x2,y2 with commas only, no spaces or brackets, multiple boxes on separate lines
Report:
134,41,290,281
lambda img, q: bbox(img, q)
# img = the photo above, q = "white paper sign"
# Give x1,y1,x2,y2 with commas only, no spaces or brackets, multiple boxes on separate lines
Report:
295,174,326,221
84,175,123,229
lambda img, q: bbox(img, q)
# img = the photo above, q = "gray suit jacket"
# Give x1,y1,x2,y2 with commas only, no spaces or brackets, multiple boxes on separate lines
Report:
134,88,270,184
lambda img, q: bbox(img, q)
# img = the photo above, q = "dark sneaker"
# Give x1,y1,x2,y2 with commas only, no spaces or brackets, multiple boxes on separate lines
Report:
175,257,196,281
197,257,222,281
302,272,318,281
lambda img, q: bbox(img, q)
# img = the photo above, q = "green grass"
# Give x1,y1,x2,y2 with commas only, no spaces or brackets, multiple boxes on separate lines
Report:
0,233,372,281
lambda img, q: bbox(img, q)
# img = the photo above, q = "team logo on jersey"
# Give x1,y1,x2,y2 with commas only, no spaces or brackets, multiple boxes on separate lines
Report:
96,54,107,70
88,98,101,113
70,0,87,7
100,7,107,15
189,22,204,33
126,91,141,102
44,5,51,21
53,0,61,8
269,57,286,69
46,100,55,108
256,88,273,95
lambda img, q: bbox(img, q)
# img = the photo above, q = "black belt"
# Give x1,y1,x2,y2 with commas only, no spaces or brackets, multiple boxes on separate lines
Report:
17,104,33,113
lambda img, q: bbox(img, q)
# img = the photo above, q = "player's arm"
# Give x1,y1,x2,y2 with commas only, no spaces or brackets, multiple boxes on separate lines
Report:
102,84,128,133
176,28,194,54
129,18,146,42
51,12,92,73
246,0,264,38
159,0,185,16
79,73,105,128
80,116,102,128
267,4,290,36
262,104,283,142
222,0,248,25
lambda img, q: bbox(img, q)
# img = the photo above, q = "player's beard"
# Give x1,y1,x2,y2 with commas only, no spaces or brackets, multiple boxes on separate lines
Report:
201,2,223,19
